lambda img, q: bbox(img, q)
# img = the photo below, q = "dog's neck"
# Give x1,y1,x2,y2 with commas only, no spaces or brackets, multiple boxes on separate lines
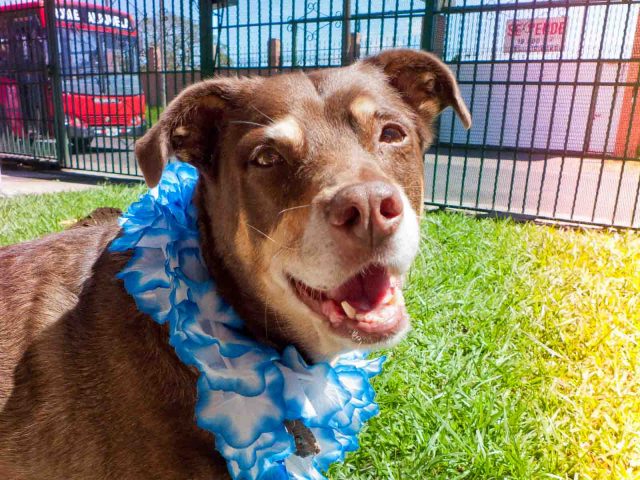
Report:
193,180,297,358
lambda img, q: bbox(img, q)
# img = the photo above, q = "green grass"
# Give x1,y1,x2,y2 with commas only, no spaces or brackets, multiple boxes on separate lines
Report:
0,184,145,246
1,189,639,479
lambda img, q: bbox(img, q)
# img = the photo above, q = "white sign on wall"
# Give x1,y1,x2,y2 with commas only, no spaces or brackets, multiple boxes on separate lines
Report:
54,7,131,30
504,17,567,53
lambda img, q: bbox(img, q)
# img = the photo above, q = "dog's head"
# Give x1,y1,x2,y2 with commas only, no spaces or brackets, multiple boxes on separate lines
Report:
135,49,470,361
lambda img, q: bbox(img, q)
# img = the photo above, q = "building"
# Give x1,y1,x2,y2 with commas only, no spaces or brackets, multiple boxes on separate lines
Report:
437,1,640,158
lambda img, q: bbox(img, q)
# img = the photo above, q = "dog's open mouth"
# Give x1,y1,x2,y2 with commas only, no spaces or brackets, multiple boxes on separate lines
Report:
289,265,408,343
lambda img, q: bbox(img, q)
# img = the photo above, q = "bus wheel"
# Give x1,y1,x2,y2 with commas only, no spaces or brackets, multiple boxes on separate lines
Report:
69,137,93,152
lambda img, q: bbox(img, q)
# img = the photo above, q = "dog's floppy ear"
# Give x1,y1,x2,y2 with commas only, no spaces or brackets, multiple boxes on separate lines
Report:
363,48,471,130
135,77,250,187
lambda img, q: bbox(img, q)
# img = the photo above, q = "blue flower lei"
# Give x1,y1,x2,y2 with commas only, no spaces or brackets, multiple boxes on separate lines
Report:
109,162,385,480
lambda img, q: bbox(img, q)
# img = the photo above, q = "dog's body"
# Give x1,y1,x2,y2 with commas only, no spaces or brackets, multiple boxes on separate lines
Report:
0,50,470,479
0,224,228,479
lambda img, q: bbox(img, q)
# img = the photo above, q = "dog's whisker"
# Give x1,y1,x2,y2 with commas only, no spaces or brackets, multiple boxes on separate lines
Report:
277,204,312,216
245,223,288,248
230,120,268,128
250,105,275,123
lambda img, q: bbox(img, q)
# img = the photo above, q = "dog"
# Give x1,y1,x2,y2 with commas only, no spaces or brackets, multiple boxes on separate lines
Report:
0,49,470,479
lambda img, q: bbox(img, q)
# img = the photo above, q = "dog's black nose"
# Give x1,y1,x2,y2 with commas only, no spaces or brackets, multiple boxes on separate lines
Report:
328,181,403,247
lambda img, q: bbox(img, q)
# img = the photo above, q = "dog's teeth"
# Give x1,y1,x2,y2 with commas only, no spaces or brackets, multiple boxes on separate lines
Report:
382,289,395,305
341,301,357,319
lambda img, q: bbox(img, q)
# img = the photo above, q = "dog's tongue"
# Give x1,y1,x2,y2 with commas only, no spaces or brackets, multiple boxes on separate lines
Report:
327,265,391,311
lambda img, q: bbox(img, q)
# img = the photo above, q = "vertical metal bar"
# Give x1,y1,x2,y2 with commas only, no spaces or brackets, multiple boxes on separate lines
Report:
570,3,612,221
534,5,569,215
391,0,400,48
459,9,485,207
407,0,416,46
268,0,273,74
43,0,68,166
314,2,322,66
534,3,572,217
581,62,602,153
505,2,534,212
341,0,351,65
429,4,449,204
159,0,167,108
612,73,640,226
115,0,125,173
278,0,284,69
552,4,589,219
328,0,336,64
379,0,387,51
474,2,502,209
246,0,252,74
443,3,467,205
200,0,214,78
235,2,241,72
150,0,162,118
257,0,263,69
420,0,433,51
363,0,371,56
292,23,298,67
520,3,554,214
302,0,308,66
227,5,232,74
589,7,633,224
189,0,195,82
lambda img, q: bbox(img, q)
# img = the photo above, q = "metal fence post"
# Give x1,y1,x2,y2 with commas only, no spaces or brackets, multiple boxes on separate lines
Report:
292,23,298,67
420,1,435,52
158,0,167,108
341,0,351,65
200,0,215,77
43,0,68,166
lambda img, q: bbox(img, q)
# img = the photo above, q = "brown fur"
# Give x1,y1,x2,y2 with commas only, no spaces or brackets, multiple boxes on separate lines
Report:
0,50,469,479
67,207,123,229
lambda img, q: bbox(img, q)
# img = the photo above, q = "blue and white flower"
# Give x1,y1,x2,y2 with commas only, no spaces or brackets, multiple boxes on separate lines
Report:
110,161,385,480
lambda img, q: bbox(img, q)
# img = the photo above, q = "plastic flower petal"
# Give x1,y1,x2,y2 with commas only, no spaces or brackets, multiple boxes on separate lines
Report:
109,161,384,479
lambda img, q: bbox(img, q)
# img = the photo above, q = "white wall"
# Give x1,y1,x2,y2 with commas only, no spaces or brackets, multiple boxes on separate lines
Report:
438,3,639,155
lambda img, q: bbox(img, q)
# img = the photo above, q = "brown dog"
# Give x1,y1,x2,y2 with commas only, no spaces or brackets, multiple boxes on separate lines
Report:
0,49,470,479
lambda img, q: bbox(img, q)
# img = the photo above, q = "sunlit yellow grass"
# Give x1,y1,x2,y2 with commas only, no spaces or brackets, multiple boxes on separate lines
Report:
530,229,640,479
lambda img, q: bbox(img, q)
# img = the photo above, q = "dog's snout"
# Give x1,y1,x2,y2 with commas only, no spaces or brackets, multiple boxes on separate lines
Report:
328,181,404,247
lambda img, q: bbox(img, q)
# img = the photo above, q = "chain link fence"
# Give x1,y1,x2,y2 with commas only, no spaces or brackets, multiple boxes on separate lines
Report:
0,0,638,228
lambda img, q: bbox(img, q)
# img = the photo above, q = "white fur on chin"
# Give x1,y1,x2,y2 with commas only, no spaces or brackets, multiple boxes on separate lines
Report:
268,189,420,361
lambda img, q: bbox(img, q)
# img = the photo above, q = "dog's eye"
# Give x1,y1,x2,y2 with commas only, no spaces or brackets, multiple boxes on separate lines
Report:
251,148,284,168
379,124,406,144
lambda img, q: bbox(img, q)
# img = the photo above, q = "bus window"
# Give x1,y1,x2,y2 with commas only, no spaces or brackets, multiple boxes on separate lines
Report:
58,26,141,96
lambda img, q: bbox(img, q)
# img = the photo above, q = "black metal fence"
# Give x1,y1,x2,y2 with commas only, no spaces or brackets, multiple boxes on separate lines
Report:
0,0,638,228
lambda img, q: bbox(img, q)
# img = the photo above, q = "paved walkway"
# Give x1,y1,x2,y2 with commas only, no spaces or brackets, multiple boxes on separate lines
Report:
425,154,640,228
0,162,98,197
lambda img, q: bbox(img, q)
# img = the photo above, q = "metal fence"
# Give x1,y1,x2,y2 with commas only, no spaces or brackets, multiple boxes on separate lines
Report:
0,0,638,228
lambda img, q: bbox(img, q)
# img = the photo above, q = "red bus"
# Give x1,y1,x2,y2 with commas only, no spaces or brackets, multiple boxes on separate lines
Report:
0,1,145,150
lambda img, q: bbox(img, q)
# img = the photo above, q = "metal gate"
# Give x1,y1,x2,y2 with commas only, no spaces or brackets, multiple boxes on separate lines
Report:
0,0,638,228
0,2,58,163
427,0,640,228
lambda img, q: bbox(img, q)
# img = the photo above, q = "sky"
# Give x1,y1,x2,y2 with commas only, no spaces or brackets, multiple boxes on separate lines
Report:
0,0,638,67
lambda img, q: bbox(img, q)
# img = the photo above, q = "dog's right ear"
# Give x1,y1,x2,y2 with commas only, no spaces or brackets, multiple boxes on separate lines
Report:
363,49,471,131
135,77,252,187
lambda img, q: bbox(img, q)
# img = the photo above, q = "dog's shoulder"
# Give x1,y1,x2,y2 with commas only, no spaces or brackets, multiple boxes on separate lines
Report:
0,223,122,315
0,224,124,393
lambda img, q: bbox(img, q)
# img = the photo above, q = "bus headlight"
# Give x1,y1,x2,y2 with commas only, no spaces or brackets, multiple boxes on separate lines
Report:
130,115,143,127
